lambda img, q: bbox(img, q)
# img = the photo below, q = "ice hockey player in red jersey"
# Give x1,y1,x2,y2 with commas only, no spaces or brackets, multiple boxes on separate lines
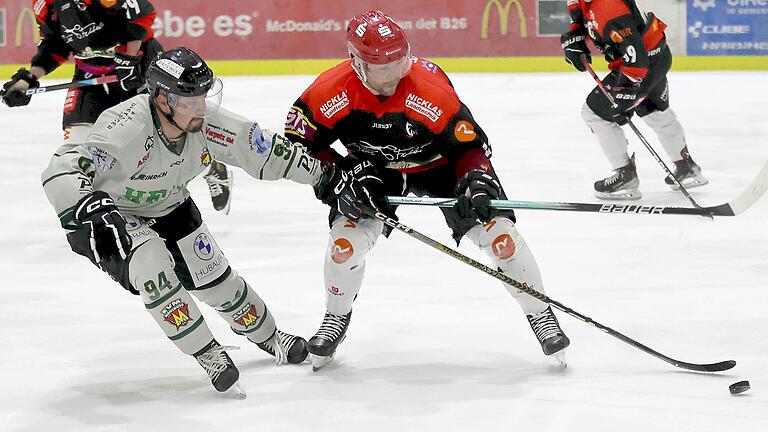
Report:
1,0,232,212
285,10,570,370
561,0,708,199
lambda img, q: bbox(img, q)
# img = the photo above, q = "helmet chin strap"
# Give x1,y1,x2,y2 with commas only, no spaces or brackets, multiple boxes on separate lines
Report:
163,106,190,134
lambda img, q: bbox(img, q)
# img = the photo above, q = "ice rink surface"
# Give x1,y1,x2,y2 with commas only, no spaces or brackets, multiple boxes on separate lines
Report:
1,71,766,432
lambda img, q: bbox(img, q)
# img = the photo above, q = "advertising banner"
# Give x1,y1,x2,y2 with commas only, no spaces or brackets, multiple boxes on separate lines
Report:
687,0,768,55
1,0,567,65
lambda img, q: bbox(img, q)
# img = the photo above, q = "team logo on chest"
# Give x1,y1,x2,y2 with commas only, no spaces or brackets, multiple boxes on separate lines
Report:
200,147,212,166
61,22,105,43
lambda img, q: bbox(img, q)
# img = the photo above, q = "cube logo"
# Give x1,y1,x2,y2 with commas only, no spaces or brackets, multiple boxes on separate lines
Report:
688,21,751,38
693,0,717,12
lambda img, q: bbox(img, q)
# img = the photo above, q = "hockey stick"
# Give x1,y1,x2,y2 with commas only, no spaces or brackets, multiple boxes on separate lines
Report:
387,152,768,217
24,75,117,96
580,55,707,212
360,206,735,372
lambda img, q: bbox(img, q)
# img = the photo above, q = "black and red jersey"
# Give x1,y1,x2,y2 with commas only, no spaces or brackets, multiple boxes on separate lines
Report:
31,0,156,74
284,58,491,177
567,0,667,83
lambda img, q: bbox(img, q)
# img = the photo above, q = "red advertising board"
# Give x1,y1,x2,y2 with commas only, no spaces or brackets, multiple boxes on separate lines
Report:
1,0,565,65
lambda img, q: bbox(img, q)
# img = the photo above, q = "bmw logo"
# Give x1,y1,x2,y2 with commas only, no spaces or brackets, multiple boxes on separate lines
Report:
193,233,214,260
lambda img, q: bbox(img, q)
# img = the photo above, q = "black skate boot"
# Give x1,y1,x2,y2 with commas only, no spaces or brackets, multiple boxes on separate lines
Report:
255,329,309,364
594,154,641,200
664,151,708,190
204,161,233,214
527,306,570,367
194,340,245,397
307,310,352,371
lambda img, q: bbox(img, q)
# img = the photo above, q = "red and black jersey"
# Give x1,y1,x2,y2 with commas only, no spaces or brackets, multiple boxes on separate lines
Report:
285,58,491,177
567,0,667,83
32,0,156,74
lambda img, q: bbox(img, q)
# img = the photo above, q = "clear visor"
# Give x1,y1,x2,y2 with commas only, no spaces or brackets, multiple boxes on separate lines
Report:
350,44,412,95
167,77,223,118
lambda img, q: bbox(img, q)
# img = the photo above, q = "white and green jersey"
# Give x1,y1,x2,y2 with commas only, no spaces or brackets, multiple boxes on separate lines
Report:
42,94,324,229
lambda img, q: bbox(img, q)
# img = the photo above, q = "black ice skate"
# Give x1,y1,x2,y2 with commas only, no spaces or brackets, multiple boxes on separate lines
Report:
527,306,570,367
594,154,641,200
664,154,708,190
255,329,309,365
204,161,233,214
308,310,352,371
194,340,245,397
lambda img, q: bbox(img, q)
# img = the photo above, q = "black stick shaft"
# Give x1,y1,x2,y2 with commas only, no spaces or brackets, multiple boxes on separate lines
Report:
363,207,735,372
25,75,117,96
386,196,730,216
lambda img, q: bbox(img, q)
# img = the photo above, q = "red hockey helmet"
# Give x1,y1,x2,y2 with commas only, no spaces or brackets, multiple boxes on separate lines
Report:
346,11,412,96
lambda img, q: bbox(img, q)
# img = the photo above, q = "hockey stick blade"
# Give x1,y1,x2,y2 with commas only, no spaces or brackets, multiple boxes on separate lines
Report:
361,207,736,373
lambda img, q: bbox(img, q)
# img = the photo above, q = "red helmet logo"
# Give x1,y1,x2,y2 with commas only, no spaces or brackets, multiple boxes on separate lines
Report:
346,11,409,64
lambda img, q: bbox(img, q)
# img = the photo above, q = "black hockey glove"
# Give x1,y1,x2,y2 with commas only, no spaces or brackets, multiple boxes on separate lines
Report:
561,28,591,72
1,68,39,107
345,158,393,216
316,161,392,220
114,52,143,91
454,169,502,223
73,191,132,266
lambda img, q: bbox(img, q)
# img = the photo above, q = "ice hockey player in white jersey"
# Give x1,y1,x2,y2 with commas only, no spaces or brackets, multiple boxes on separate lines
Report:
40,47,371,396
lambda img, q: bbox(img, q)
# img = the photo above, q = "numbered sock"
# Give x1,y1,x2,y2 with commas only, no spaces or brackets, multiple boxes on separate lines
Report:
131,238,215,355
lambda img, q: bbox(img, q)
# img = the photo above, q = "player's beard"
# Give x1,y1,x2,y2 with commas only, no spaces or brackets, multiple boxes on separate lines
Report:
187,118,204,132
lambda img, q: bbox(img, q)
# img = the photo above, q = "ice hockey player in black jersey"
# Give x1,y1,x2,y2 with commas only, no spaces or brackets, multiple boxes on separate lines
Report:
1,0,232,212
561,0,708,199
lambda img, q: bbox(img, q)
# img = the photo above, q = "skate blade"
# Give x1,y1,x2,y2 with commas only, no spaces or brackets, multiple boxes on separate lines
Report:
595,188,642,200
225,382,247,399
551,351,568,370
668,177,709,191
310,353,335,372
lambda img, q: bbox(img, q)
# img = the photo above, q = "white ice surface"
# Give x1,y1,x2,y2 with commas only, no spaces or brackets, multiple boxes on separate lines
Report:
1,72,766,432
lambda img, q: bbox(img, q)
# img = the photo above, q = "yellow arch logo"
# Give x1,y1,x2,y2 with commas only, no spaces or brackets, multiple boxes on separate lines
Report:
15,8,42,48
481,0,528,39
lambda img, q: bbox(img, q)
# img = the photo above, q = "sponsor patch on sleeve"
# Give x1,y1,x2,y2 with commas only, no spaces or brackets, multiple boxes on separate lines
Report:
85,145,116,172
285,106,317,141
249,124,272,154
454,120,477,142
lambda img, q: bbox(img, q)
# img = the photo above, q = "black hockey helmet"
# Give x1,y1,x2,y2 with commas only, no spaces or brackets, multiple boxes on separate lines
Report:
146,47,222,118
146,47,214,97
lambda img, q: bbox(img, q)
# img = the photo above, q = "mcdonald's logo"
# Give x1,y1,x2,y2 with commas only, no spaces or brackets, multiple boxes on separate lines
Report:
481,0,528,39
15,8,41,48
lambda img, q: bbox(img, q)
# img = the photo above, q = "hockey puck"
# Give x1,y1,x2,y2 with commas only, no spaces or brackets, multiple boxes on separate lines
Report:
729,380,750,395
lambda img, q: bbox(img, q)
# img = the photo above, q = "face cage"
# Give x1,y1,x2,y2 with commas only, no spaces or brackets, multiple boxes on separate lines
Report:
166,77,223,118
349,44,412,95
